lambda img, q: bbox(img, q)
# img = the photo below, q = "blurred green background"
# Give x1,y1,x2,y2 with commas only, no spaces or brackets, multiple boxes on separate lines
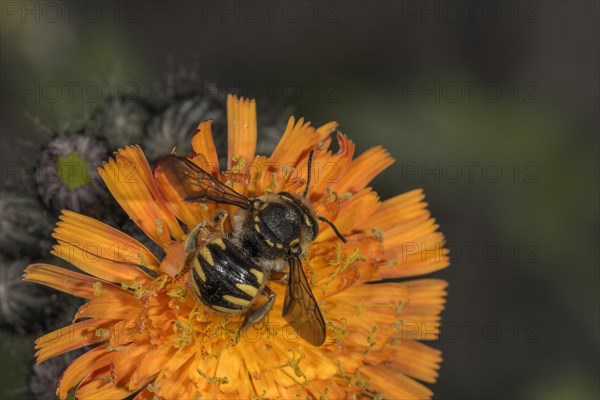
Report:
1,1,598,399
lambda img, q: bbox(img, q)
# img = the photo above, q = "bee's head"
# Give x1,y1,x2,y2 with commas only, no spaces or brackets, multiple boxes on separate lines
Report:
246,150,346,257
275,192,319,251
275,149,347,253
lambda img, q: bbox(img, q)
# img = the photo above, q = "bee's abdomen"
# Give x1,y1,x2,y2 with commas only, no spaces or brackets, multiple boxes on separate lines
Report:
189,238,266,314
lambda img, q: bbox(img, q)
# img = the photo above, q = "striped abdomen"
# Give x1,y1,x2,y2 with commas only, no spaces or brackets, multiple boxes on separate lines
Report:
189,237,266,314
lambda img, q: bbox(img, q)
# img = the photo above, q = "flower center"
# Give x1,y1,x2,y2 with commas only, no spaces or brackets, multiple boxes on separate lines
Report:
57,151,90,190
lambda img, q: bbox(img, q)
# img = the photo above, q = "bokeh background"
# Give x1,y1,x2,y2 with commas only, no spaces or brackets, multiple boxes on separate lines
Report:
1,1,598,399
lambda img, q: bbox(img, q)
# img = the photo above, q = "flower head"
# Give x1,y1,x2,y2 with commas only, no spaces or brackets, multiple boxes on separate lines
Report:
24,95,449,399
37,134,109,216
0,189,53,254
143,96,226,162
85,98,151,149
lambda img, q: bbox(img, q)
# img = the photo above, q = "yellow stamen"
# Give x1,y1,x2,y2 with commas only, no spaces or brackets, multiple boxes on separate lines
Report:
92,281,103,296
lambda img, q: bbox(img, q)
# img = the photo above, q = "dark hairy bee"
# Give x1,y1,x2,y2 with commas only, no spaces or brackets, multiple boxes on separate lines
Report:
159,151,346,346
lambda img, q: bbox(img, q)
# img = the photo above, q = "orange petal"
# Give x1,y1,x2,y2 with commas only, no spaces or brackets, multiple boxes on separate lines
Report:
189,348,220,395
76,365,135,400
299,343,339,380
329,281,409,307
51,241,151,284
360,364,433,399
334,146,395,194
214,349,245,393
373,190,448,278
23,264,122,299
111,339,155,389
305,380,347,400
75,292,141,321
35,319,116,363
155,355,197,400
131,346,175,389
309,132,356,201
317,188,380,242
324,283,410,337
365,340,442,384
365,189,429,232
152,348,197,398
246,155,268,196
382,221,449,278
270,117,337,168
104,319,144,348
399,279,448,341
191,120,221,175
235,343,280,398
57,344,112,399
98,146,184,247
134,389,154,400
227,95,257,169
159,241,186,277
53,210,160,270
315,264,361,300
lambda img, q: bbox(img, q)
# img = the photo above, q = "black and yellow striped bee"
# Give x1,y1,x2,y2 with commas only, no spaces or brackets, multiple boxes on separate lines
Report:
159,151,346,346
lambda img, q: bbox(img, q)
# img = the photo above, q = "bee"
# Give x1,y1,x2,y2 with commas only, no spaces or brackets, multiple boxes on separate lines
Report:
159,150,346,346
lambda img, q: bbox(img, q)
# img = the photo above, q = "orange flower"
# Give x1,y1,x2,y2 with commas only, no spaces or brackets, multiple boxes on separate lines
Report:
24,95,449,399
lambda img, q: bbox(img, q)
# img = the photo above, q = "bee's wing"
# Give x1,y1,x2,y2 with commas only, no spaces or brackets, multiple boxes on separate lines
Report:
282,256,326,346
158,155,251,209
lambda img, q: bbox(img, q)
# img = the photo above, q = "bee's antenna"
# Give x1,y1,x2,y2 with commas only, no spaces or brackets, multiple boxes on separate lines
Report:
303,150,315,198
318,216,347,243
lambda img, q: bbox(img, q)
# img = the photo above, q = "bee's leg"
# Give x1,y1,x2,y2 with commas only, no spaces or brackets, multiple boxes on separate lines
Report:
178,222,207,279
278,274,289,286
185,222,206,254
269,271,289,286
236,286,276,341
210,208,229,232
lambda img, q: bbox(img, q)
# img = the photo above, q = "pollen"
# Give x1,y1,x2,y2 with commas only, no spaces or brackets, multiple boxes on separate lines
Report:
167,284,187,301
95,328,110,338
155,219,164,235
92,281,103,296
197,369,229,385
230,154,246,174
371,227,384,242
364,325,380,355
